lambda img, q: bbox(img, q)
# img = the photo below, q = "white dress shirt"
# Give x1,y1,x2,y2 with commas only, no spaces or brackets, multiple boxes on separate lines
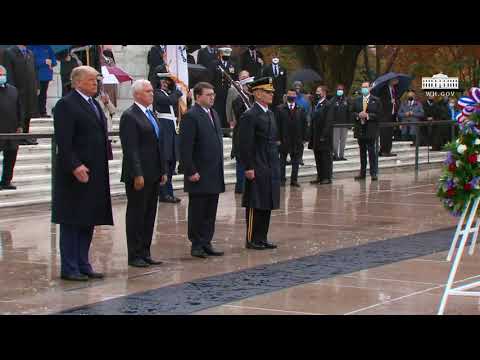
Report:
255,102,269,113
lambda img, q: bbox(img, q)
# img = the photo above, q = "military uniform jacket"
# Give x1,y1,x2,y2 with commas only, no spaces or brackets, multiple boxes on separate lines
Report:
239,103,280,210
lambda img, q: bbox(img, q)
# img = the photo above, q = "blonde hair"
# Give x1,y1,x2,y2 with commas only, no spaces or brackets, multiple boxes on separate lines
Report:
71,66,99,88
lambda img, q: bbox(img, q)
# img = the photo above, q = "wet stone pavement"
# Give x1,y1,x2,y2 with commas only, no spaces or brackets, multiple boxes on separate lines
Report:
1,166,479,315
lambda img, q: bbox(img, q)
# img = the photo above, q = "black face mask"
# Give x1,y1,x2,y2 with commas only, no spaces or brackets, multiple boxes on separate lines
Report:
408,97,414,101
221,56,230,62
287,96,296,103
249,45,256,50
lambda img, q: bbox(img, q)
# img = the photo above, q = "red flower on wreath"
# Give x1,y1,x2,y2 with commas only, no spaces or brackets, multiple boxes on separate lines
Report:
446,189,456,197
449,163,457,172
468,154,478,164
464,183,473,191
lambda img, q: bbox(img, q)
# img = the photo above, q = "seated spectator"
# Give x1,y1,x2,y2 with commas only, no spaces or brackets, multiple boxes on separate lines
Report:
398,89,424,143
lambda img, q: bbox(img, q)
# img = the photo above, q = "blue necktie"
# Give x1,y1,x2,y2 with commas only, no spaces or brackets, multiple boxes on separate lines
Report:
88,97,101,120
146,109,160,138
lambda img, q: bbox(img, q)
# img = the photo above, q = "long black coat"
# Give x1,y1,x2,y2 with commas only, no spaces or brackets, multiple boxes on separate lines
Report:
119,104,167,184
197,47,217,69
309,99,332,151
147,46,165,84
350,95,383,140
240,50,264,79
379,85,400,120
239,103,280,210
262,64,288,107
179,104,225,195
328,95,352,125
209,59,238,126
275,103,308,154
231,95,250,160
52,90,113,226
3,46,38,119
0,84,23,150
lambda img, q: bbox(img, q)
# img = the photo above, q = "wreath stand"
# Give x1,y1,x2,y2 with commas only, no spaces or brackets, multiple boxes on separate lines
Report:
438,197,480,315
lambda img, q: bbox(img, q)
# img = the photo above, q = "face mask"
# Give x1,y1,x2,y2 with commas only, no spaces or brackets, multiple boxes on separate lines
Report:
287,96,296,103
408,97,414,101
0,75,6,85
221,56,230,61
361,88,369,96
272,58,279,64
336,90,344,97
449,102,455,107
249,45,256,50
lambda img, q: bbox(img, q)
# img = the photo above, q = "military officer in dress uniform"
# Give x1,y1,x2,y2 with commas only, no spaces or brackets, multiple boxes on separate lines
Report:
239,77,280,250
208,47,238,131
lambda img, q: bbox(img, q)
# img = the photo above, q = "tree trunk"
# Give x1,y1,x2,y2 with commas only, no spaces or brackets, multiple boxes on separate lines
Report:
376,45,383,77
363,46,372,81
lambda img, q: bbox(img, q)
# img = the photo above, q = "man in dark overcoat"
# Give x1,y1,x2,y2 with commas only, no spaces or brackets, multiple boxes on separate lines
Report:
351,81,383,181
180,82,225,259
275,88,308,187
0,65,23,190
52,66,113,281
239,77,280,250
309,85,333,185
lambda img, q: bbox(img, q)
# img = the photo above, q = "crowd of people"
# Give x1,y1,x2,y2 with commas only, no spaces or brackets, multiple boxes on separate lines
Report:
0,45,462,282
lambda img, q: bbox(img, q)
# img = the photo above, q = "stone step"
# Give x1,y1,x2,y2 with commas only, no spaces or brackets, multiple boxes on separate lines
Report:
0,151,446,205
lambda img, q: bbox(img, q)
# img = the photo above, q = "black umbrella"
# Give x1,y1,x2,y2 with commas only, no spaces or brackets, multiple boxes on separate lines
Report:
186,45,202,53
188,63,210,88
370,72,412,97
290,68,322,83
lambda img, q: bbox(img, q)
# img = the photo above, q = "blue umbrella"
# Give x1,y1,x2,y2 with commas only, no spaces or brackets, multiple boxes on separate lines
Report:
50,45,73,54
370,72,412,97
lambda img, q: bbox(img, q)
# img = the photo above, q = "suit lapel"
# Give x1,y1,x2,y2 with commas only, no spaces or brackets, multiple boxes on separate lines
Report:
73,91,105,131
133,103,159,138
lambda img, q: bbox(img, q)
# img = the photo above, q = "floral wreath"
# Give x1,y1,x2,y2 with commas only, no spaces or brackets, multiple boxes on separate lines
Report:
438,87,480,216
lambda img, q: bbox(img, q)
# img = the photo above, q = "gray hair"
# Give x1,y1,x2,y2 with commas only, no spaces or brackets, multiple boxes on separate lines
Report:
131,79,151,96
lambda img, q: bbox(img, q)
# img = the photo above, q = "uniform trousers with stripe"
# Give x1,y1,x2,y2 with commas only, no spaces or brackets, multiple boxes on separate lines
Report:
245,208,271,244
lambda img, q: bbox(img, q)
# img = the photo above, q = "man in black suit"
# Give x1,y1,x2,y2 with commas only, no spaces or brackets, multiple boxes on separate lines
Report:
52,66,113,281
154,68,183,204
351,81,383,181
120,79,168,268
240,45,264,79
378,78,399,157
275,88,308,187
0,65,23,190
197,45,217,69
209,47,238,130
3,45,38,145
179,82,225,259
262,55,287,108
309,86,333,185
239,77,279,250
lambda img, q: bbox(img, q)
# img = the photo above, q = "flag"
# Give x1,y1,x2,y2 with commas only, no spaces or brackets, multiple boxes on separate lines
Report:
164,45,189,116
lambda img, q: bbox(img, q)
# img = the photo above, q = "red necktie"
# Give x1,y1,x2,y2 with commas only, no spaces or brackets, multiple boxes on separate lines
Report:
208,109,215,127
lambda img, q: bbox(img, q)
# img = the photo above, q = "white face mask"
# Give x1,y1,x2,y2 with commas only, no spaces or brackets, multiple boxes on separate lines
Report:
272,58,279,64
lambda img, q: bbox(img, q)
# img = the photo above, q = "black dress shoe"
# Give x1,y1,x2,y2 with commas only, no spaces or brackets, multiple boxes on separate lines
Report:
26,138,38,145
128,258,150,268
340,157,348,161
320,179,332,185
159,195,178,204
246,241,267,250
173,197,182,203
261,241,277,249
191,248,209,258
143,257,163,265
0,183,16,190
310,179,321,184
290,182,301,188
354,175,366,181
371,175,378,181
61,274,89,281
203,245,224,256
81,271,105,279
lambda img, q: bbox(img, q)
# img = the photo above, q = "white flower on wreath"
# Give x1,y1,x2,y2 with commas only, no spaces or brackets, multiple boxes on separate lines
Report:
457,144,468,154
456,160,462,167
475,139,480,145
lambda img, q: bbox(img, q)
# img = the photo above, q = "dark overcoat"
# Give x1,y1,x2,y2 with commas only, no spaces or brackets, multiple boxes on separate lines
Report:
52,90,113,226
